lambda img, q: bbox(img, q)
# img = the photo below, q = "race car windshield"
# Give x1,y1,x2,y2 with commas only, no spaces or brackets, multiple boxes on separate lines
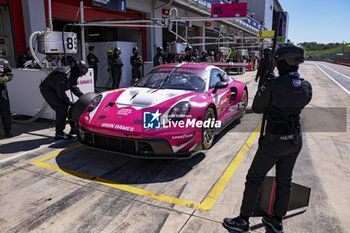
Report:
136,68,207,92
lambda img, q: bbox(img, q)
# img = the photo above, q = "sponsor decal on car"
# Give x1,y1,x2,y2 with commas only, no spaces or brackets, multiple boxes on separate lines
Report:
163,118,221,129
143,110,162,129
101,123,134,132
171,134,194,140
143,109,222,129
117,108,132,116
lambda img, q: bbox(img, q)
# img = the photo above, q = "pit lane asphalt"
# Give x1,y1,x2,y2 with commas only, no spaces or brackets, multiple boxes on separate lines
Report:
315,62,350,94
0,61,349,233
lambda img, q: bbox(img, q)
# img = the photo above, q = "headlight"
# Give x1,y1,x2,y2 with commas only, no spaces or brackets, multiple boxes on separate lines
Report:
87,95,102,112
168,101,191,121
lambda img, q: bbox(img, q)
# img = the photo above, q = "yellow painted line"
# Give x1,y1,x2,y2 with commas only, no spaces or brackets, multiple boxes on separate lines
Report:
199,122,261,211
29,123,260,211
30,145,201,209
30,144,82,164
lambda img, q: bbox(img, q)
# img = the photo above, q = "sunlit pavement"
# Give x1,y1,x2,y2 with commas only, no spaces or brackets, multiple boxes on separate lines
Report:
0,61,349,232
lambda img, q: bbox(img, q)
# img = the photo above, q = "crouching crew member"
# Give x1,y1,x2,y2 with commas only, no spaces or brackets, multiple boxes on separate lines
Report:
40,61,88,140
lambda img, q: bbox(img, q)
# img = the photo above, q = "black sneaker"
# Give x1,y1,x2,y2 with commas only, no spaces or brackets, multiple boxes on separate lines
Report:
262,215,284,233
69,128,78,135
223,216,249,232
4,131,13,138
55,133,74,140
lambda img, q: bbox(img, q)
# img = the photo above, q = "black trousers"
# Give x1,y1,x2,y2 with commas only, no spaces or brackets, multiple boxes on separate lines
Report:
40,89,68,135
0,93,11,132
257,74,267,89
111,69,121,89
240,136,302,218
131,67,141,85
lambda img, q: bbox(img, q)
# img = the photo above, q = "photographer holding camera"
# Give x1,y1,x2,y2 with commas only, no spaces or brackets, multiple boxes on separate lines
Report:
223,43,312,233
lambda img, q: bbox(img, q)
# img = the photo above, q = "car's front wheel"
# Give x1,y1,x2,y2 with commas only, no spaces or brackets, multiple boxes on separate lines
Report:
202,107,216,150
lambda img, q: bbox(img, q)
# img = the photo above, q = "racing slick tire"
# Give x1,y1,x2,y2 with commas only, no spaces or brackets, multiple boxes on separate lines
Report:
202,107,216,150
71,92,98,123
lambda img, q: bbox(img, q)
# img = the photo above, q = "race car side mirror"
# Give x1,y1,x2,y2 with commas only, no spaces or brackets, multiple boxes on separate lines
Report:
213,81,228,93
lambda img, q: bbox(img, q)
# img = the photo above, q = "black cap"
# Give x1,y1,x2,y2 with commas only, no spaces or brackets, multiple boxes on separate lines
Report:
114,47,121,54
156,47,163,53
133,46,139,53
88,46,94,52
275,43,305,66
71,60,89,76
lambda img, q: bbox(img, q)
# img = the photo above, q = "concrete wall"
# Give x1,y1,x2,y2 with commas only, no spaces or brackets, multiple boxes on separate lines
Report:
264,0,274,31
21,0,47,47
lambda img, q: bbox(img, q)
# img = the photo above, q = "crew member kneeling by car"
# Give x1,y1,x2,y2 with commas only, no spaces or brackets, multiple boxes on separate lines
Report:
223,43,312,233
40,61,88,140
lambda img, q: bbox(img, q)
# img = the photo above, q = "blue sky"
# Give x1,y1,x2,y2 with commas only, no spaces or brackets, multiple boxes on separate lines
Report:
278,0,350,43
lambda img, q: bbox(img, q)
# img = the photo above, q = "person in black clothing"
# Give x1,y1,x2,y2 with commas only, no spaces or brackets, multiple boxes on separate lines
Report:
18,47,33,68
110,47,123,89
130,46,143,86
87,46,99,89
256,48,273,88
0,58,13,138
192,49,200,62
40,61,88,140
200,51,208,62
106,49,113,89
181,46,195,62
153,47,165,67
223,43,312,233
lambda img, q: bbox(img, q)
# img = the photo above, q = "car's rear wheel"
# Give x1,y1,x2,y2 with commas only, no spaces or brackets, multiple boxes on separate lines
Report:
240,90,248,118
202,107,216,150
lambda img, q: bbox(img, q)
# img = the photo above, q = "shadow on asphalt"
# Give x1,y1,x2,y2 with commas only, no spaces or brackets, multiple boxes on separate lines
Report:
0,137,53,154
55,146,206,185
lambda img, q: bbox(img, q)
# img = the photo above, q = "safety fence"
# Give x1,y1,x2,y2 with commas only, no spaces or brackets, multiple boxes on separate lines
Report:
307,51,350,66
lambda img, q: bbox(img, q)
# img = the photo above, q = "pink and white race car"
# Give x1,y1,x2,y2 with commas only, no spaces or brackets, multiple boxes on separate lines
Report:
78,63,248,159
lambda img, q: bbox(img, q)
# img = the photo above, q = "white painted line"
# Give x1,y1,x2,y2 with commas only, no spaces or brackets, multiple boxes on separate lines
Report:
320,64,350,80
0,139,66,164
315,64,350,96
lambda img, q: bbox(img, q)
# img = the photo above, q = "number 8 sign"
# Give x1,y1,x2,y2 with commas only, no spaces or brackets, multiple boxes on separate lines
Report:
39,31,78,54
64,33,78,54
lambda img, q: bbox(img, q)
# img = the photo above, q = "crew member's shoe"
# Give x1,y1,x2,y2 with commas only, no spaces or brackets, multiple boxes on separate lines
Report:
55,133,74,140
69,127,78,135
223,216,250,232
262,215,284,233
4,131,13,138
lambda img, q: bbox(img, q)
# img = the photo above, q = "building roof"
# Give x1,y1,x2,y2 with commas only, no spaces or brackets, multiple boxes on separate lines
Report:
274,0,284,12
